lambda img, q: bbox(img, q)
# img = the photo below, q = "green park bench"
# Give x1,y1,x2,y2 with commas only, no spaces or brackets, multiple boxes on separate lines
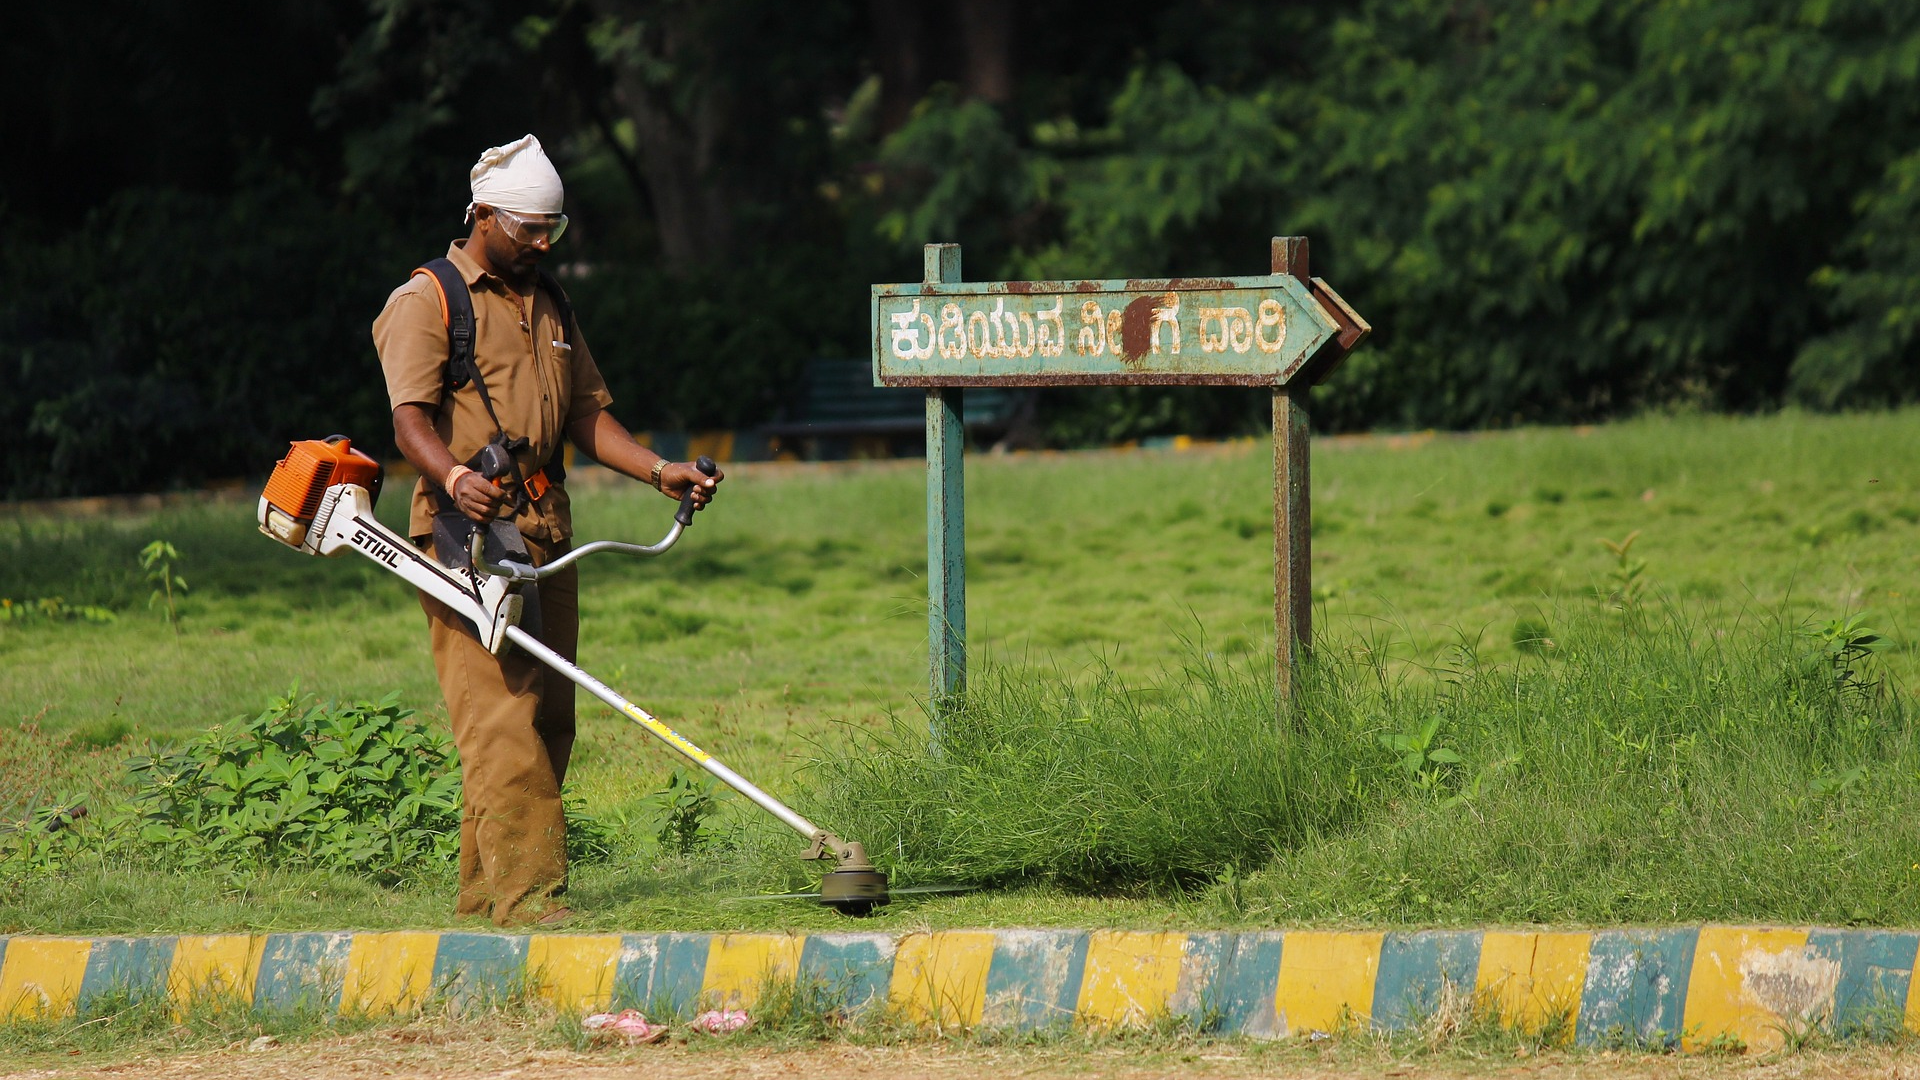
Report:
759,359,1024,460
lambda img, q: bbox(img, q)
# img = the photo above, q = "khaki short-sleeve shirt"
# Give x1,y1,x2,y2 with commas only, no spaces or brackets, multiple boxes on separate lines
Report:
373,240,614,542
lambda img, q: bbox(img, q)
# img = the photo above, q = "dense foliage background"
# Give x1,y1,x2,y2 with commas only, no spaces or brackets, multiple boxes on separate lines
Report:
6,0,1920,497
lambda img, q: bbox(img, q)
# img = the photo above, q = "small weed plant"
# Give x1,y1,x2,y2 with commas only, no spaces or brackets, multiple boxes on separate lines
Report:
1801,612,1892,698
1379,716,1462,791
1597,530,1647,612
138,539,186,632
648,768,724,855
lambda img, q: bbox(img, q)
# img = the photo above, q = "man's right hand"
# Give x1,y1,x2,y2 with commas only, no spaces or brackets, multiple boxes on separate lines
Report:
451,471,508,522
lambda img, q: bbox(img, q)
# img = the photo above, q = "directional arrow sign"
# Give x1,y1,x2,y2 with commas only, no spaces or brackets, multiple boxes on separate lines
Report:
870,274,1342,387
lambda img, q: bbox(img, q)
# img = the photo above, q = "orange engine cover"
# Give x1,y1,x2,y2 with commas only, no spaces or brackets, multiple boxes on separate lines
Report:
262,437,384,524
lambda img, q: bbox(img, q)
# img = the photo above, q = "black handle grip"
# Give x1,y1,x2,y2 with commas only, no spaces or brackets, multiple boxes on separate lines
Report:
673,456,721,527
467,441,514,482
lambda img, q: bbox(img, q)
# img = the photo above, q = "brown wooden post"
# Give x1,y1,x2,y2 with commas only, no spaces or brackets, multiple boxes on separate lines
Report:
1272,236,1313,712
923,244,967,728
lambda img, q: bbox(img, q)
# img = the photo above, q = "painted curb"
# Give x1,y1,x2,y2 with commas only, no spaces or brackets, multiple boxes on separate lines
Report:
2,927,1912,1051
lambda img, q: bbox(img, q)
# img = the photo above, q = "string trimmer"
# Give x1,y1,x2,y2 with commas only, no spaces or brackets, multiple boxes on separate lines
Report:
255,435,890,915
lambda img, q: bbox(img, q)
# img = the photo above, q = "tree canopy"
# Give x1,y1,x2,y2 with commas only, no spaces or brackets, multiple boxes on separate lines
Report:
6,0,1920,496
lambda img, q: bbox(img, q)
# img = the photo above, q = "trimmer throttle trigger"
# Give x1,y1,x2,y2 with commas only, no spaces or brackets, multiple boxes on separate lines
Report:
467,436,527,483
674,456,720,527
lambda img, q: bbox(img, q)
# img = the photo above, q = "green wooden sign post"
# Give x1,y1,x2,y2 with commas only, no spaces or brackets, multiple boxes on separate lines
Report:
872,239,1369,719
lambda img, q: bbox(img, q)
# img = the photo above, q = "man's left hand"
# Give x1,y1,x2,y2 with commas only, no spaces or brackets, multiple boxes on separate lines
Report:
659,461,723,509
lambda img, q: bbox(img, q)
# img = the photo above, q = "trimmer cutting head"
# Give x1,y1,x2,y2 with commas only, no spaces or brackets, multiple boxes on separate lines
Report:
804,836,890,915
819,868,891,916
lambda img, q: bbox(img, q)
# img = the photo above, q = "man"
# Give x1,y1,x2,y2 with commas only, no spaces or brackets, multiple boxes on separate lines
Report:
373,134,721,926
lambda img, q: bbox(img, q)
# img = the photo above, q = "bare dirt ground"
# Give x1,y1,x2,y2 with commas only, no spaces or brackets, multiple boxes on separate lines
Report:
5,1034,1919,1080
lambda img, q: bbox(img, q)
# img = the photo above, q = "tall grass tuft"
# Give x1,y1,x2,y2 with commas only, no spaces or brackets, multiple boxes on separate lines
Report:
1247,603,1920,925
786,601,1919,922
793,648,1363,891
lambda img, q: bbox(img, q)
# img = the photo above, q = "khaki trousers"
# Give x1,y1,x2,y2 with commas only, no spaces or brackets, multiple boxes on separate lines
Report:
417,532,577,927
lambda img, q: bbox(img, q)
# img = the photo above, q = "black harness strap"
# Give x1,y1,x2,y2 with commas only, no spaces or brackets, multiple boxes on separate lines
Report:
412,258,581,510
409,258,589,643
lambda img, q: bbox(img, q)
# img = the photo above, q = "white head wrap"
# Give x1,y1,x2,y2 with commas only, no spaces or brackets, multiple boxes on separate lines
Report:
466,134,564,217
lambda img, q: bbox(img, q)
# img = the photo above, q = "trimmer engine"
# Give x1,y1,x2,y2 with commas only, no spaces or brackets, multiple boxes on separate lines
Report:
259,436,384,550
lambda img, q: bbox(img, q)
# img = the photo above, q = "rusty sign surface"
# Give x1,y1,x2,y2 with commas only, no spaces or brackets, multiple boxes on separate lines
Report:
871,275,1341,387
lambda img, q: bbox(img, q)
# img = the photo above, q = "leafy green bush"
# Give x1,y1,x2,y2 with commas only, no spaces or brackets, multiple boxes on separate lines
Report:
868,3,1920,430
3,688,611,883
1,176,405,499
125,690,460,883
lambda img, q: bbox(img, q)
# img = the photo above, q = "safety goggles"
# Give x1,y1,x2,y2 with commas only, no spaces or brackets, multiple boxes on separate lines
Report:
488,206,569,246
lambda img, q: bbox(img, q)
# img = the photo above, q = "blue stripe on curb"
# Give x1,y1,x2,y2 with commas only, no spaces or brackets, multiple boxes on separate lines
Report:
431,933,528,1007
1185,931,1285,1037
1171,931,1234,1028
1372,930,1482,1031
79,937,174,1011
255,932,352,1012
1578,928,1698,1048
614,933,709,1015
797,933,895,1015
1807,928,1918,1035
983,930,1088,1029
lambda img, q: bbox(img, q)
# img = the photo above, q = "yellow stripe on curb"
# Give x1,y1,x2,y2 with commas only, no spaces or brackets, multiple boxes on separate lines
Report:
1077,931,1187,1029
702,933,803,1010
167,935,263,1013
341,932,441,1016
1475,931,1590,1039
0,938,91,1020
1906,938,1920,1037
1682,927,1821,1054
1273,931,1384,1036
527,935,622,1014
889,931,995,1029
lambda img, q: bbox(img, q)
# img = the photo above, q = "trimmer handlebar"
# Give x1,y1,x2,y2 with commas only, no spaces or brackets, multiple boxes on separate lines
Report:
468,455,719,583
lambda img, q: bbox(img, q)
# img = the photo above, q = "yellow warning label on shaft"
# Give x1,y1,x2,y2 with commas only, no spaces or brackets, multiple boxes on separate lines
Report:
622,704,712,762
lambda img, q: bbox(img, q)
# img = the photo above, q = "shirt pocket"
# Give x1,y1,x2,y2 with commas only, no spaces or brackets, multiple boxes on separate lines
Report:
541,337,574,423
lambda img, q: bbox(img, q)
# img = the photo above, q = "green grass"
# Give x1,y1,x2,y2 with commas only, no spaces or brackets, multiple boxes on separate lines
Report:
785,599,1919,926
4,409,1920,932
